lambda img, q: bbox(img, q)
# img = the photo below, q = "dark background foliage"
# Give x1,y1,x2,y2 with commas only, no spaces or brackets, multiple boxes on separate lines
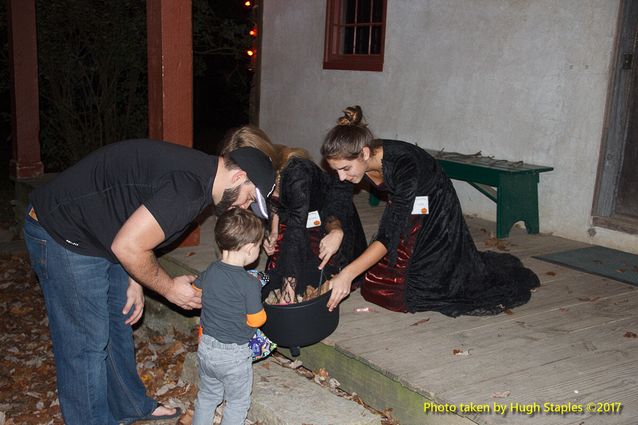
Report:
1,0,254,172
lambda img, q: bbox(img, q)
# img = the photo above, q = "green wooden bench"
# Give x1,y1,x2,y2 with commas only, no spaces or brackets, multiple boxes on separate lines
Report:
369,149,553,239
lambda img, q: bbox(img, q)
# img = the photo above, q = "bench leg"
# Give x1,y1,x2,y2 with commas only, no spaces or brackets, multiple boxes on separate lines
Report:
496,174,540,238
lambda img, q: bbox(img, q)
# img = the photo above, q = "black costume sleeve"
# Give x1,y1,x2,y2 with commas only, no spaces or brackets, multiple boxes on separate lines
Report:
321,175,356,269
321,176,352,225
276,162,312,280
376,152,418,264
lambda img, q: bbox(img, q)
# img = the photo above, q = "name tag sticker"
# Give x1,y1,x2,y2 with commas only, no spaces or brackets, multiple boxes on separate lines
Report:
307,210,321,228
412,196,429,215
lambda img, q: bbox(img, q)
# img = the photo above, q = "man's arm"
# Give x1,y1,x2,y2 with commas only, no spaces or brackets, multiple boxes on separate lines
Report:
111,205,201,310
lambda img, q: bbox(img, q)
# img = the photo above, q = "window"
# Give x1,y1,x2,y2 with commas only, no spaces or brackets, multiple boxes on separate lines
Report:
323,0,387,71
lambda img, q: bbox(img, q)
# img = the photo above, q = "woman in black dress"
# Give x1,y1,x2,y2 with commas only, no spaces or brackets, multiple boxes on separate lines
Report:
263,145,367,302
321,106,539,315
221,133,366,302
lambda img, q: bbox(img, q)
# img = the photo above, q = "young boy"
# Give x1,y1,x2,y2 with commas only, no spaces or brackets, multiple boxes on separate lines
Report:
192,208,266,425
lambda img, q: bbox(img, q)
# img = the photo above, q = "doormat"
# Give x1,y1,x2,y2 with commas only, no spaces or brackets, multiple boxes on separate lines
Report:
534,246,638,286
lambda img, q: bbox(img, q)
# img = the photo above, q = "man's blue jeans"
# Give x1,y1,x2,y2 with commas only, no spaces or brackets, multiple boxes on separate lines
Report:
23,212,157,425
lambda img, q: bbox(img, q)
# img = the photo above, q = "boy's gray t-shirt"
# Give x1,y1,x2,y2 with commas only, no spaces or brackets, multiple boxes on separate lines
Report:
196,261,263,344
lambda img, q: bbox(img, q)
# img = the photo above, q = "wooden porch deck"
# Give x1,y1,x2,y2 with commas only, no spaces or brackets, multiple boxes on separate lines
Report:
169,192,638,425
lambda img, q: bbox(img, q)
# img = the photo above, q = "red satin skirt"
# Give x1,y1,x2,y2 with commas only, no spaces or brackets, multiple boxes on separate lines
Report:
361,218,422,312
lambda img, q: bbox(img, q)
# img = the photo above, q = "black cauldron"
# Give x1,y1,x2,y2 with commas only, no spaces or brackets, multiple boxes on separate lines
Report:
261,289,339,356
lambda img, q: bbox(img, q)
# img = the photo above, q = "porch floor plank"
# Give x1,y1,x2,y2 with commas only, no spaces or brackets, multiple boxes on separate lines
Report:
326,193,638,424
169,192,638,424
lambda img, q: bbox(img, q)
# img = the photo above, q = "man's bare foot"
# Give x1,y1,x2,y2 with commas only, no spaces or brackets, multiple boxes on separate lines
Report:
152,405,177,417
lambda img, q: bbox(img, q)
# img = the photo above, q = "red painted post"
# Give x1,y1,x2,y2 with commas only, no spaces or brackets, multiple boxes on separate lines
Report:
7,0,44,180
147,0,199,246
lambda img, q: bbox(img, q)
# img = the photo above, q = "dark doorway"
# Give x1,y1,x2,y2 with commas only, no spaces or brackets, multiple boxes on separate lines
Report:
615,35,638,217
593,0,638,234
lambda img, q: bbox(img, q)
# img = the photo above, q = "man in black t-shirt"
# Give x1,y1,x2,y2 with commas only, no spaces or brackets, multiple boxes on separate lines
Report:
23,133,275,425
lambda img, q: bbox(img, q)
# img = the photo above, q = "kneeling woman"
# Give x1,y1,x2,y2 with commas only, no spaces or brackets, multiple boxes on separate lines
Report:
263,145,367,302
321,106,539,316
219,129,366,301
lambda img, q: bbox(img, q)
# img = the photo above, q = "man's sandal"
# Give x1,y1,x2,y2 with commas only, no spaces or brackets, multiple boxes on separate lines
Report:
120,406,182,424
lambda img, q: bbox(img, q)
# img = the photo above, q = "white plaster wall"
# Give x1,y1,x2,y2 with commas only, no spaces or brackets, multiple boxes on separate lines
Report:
259,0,638,254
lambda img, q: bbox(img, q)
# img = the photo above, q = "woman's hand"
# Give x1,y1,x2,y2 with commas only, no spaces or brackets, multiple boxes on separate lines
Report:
326,269,353,312
264,213,280,256
263,232,278,256
318,228,344,269
123,277,144,325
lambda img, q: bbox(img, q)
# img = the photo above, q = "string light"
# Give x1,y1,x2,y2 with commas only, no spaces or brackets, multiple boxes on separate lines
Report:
244,1,257,67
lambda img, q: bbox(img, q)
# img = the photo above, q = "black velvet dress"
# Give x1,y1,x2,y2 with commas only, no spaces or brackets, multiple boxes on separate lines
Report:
362,140,540,316
266,157,367,296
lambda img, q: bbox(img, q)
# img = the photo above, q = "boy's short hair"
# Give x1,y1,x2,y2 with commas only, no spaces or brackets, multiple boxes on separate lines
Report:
215,208,265,251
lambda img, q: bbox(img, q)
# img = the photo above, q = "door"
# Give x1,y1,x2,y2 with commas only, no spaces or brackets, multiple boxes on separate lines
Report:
593,1,638,233
615,44,638,218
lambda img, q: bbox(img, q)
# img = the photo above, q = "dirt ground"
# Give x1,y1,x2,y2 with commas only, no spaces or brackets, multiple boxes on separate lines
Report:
0,253,397,425
0,252,200,425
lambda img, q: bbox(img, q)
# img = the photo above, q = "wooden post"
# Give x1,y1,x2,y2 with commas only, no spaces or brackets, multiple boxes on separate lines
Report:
7,0,44,180
248,0,262,125
147,0,199,246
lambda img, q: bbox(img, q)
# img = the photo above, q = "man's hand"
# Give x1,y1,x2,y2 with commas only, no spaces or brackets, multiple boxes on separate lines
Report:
318,228,344,270
164,275,201,310
123,277,145,325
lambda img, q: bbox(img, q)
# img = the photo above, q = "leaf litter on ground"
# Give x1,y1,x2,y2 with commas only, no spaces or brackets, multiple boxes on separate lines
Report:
2,253,394,424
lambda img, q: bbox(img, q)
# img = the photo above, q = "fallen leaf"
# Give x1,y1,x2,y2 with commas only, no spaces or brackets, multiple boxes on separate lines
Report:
178,408,194,425
381,407,395,419
316,368,330,379
186,252,196,257
284,360,303,369
577,296,600,302
484,237,510,251
546,271,556,276
491,390,511,398
624,331,637,338
504,309,514,315
410,318,430,326
354,307,374,313
452,348,471,356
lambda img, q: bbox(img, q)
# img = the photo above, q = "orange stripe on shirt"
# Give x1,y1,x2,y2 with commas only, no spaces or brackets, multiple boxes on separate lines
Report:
246,309,267,328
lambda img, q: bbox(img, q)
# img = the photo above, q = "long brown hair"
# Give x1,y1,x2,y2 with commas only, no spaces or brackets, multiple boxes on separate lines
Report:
220,125,280,170
272,144,310,193
321,105,381,160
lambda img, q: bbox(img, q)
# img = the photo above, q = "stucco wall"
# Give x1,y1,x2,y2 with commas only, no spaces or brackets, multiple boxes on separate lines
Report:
259,0,638,253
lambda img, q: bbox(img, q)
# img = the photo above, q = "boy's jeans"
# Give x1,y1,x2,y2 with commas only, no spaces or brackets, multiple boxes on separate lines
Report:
193,334,253,425
23,213,156,425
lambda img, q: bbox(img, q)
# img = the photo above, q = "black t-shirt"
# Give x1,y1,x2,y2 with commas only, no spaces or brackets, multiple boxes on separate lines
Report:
30,139,217,262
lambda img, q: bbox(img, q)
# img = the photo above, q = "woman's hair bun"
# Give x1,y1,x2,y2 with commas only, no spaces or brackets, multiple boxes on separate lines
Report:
337,105,365,126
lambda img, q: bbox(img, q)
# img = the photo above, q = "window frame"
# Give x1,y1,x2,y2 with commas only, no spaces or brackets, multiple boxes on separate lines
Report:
323,0,387,72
